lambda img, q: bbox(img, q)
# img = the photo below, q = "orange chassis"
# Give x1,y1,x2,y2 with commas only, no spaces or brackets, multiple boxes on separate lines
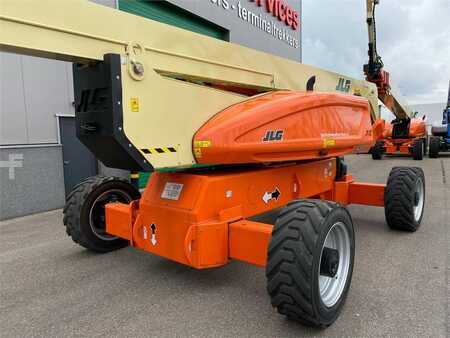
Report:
383,138,417,155
376,118,428,157
106,158,384,269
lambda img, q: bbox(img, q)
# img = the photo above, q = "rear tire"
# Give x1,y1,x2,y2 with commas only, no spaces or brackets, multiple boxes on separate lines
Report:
63,176,140,252
423,137,428,155
412,139,424,160
371,141,384,160
429,136,440,158
384,167,425,232
266,200,355,328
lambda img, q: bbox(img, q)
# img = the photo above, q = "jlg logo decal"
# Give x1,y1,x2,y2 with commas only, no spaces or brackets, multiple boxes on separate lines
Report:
263,130,284,142
336,78,351,93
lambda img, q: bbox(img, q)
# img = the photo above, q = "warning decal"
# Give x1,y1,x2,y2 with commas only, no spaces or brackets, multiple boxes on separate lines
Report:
161,182,184,200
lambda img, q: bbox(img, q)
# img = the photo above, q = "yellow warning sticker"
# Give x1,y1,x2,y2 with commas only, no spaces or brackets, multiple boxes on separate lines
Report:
323,139,336,148
194,140,211,148
130,97,139,112
194,148,202,158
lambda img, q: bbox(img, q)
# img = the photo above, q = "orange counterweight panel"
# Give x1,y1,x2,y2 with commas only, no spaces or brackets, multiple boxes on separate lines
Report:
106,159,337,269
382,120,393,138
409,118,427,138
106,159,387,270
193,91,374,165
384,139,413,155
373,119,386,140
383,119,426,139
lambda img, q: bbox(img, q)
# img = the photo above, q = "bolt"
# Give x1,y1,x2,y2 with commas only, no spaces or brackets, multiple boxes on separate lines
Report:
133,62,145,76
116,75,120,80
118,126,122,131
118,101,121,105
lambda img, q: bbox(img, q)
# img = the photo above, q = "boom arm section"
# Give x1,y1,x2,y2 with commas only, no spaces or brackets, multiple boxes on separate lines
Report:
1,0,379,170
364,0,411,120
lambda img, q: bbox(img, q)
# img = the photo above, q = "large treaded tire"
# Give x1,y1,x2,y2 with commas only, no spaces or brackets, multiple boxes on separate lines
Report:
423,137,428,155
371,141,384,160
429,136,440,158
63,176,140,252
384,167,425,232
412,139,424,160
266,199,355,328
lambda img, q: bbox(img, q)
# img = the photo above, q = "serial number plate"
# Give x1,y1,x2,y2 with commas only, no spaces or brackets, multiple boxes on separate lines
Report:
161,182,184,200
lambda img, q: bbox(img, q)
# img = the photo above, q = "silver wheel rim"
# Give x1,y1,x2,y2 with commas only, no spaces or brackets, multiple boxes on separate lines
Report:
414,178,424,222
319,222,351,308
89,189,132,241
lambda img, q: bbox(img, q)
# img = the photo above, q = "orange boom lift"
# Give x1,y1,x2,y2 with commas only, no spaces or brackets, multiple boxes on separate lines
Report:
1,0,425,328
371,118,428,160
363,0,428,160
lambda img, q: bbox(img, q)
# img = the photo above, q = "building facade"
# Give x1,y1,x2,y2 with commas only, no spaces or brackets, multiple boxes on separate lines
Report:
381,103,447,133
0,0,302,220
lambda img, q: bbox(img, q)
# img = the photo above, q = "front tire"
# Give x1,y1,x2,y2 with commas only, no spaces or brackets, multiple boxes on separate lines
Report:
371,140,384,160
266,200,355,328
412,139,424,160
384,167,425,232
63,176,140,252
429,136,440,158
423,137,428,155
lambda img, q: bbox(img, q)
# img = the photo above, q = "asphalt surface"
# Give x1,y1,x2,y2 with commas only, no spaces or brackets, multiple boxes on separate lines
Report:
1,155,449,337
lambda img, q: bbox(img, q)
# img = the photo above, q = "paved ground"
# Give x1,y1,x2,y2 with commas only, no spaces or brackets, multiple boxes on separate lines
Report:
1,155,449,337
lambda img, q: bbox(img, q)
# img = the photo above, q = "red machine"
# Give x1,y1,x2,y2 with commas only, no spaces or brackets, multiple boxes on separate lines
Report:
371,118,428,160
363,0,428,161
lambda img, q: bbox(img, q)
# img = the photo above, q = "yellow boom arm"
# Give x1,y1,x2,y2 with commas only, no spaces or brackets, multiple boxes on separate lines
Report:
365,0,412,120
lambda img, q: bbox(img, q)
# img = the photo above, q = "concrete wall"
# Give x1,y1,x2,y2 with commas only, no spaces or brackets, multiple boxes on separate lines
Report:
0,0,115,147
0,146,65,220
0,54,74,145
0,0,116,220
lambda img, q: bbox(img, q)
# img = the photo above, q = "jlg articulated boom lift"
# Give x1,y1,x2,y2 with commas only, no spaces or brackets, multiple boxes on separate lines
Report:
364,0,428,160
371,117,428,160
0,0,426,327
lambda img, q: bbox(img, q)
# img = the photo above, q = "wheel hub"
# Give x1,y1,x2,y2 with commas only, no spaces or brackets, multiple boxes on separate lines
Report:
320,247,340,278
413,178,424,222
414,192,420,206
318,222,351,308
89,189,133,241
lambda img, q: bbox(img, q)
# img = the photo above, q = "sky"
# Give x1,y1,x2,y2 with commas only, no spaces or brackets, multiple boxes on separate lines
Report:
302,0,450,105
